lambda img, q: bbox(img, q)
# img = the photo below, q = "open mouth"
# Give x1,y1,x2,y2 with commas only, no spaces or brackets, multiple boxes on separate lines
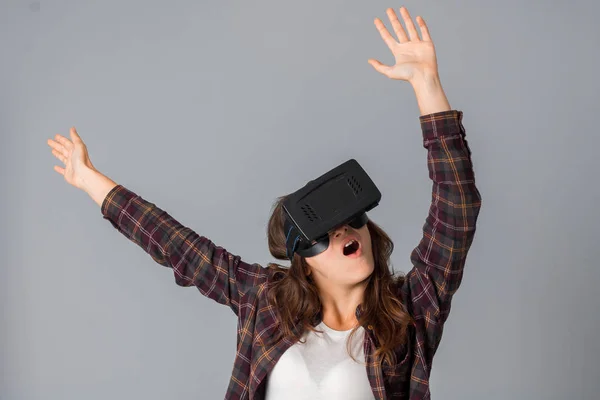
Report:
343,239,361,256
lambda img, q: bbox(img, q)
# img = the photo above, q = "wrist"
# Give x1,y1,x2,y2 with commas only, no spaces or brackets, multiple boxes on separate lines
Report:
79,166,99,192
80,168,118,208
410,71,451,116
410,70,442,95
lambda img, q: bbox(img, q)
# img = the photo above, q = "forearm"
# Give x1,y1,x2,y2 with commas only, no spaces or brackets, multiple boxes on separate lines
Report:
406,110,482,323
99,183,268,316
80,168,118,207
411,72,451,116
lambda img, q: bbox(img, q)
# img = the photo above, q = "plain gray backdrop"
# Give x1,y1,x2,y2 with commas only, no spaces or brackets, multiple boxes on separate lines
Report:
2,0,599,399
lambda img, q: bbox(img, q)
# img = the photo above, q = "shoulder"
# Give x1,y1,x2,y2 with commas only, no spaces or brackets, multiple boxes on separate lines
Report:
266,263,289,283
243,263,288,299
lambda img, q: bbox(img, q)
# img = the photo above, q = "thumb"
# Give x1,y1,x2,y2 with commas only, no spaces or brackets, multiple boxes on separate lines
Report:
368,59,392,77
70,126,82,142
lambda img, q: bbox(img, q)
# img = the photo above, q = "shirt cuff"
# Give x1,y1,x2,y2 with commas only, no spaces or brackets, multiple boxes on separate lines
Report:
100,184,136,223
419,110,464,141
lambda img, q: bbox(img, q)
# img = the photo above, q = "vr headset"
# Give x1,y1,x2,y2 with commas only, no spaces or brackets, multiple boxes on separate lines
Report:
282,159,381,260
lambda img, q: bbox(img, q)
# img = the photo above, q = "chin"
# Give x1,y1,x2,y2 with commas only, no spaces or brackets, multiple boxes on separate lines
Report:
350,259,375,280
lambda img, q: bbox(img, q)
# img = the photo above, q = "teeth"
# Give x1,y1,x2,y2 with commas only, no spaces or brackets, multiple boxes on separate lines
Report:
345,240,356,248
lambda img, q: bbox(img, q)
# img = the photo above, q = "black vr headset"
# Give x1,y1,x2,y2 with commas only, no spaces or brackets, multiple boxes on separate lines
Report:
282,159,381,260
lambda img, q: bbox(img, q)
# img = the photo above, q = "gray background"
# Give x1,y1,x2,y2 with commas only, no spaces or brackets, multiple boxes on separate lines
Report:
2,0,599,399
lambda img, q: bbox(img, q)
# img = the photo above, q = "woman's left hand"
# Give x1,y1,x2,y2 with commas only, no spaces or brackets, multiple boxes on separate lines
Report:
368,7,439,84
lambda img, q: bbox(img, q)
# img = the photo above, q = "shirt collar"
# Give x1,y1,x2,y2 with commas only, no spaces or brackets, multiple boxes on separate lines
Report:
307,304,364,327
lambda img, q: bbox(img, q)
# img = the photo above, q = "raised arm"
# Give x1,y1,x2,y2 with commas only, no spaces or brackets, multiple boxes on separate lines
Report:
403,108,481,330
48,129,268,316
369,6,482,361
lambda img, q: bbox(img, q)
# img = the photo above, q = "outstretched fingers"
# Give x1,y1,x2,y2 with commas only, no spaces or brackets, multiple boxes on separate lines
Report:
416,16,432,42
375,7,431,46
47,138,66,157
399,7,420,41
53,134,73,152
386,8,409,43
374,17,398,50
52,149,67,165
47,132,74,165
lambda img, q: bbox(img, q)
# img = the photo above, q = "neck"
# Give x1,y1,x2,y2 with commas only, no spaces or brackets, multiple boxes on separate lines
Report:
317,280,368,331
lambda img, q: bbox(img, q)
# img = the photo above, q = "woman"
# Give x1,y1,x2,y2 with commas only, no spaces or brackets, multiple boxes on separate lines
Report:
47,6,481,400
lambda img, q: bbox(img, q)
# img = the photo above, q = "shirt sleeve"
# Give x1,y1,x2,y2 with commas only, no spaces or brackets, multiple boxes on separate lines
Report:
399,110,482,358
100,185,269,316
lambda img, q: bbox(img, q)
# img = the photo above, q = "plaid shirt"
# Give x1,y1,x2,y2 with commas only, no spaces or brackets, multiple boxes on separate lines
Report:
101,109,481,399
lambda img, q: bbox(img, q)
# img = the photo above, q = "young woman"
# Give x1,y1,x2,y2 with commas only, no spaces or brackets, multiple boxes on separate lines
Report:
47,6,481,400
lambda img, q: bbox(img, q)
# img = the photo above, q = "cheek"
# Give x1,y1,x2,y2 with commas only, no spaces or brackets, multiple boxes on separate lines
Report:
307,245,342,274
361,227,372,246
323,245,341,263
306,245,336,269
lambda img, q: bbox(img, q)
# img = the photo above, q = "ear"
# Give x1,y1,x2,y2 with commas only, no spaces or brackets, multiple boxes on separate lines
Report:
302,258,312,276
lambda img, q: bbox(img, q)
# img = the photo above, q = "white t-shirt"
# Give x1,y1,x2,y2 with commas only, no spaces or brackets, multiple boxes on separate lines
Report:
264,322,375,400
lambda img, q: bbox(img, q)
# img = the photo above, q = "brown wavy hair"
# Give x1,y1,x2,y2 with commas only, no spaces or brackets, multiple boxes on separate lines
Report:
263,194,414,367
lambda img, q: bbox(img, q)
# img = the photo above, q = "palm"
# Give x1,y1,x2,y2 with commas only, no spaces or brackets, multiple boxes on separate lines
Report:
368,7,439,83
385,40,437,81
63,146,84,185
47,127,95,190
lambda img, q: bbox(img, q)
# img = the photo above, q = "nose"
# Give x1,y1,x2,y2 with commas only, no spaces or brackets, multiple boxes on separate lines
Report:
332,225,349,238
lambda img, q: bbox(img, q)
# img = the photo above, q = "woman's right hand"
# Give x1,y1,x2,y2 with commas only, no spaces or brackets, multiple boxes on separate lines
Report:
47,127,96,191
